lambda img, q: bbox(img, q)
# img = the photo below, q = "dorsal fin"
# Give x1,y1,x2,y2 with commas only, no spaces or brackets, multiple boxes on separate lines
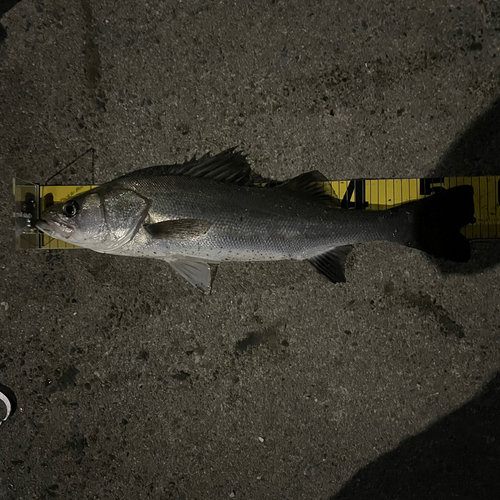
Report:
116,149,339,203
118,148,270,186
278,171,340,206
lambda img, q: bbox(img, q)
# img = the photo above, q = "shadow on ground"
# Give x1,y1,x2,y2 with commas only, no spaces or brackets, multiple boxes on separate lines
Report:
428,98,500,276
0,0,22,46
430,99,500,178
332,100,500,500
332,371,500,500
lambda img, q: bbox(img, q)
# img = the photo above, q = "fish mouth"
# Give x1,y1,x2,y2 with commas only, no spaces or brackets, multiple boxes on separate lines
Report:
34,219,51,232
35,218,74,239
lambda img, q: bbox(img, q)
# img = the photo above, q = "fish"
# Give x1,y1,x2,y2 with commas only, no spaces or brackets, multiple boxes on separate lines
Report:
35,149,475,291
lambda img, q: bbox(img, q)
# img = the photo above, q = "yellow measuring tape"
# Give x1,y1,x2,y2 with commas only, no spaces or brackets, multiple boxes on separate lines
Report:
332,176,500,240
13,176,500,250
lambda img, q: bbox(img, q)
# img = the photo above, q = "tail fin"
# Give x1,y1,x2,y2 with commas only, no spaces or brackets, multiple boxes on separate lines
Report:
398,185,475,262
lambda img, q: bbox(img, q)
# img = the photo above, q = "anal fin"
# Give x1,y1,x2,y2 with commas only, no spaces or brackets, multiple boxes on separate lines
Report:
168,259,218,293
308,245,354,283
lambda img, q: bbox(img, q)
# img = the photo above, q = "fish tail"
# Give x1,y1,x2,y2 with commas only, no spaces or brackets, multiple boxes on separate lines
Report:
396,185,475,262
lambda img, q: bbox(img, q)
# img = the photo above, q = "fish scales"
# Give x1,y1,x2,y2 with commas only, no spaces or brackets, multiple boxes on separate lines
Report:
112,175,398,262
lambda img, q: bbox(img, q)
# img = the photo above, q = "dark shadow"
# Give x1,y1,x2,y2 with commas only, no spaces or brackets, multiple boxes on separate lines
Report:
0,0,22,46
428,98,500,275
429,99,500,178
332,371,500,500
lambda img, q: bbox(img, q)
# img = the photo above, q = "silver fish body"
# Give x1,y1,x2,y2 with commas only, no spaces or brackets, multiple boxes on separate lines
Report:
36,149,475,290
109,175,403,260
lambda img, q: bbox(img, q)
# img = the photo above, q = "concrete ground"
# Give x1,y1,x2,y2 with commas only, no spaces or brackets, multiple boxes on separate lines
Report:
1,0,500,498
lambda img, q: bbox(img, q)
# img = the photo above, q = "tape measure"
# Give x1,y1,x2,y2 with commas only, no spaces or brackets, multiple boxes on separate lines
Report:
331,176,500,240
13,176,500,250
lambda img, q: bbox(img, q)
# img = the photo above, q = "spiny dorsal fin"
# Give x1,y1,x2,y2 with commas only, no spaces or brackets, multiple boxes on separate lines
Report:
278,171,340,206
119,148,271,186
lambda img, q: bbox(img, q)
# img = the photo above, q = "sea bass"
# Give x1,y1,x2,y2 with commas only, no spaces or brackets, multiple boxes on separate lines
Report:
36,149,475,290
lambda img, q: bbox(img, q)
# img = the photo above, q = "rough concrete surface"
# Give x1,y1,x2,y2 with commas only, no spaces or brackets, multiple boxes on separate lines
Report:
1,1,500,499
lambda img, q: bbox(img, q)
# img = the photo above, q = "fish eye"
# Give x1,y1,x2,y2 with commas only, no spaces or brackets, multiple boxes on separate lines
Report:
62,200,79,218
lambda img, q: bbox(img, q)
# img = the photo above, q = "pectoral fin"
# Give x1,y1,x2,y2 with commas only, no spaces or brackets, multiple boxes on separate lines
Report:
168,259,218,292
144,219,211,239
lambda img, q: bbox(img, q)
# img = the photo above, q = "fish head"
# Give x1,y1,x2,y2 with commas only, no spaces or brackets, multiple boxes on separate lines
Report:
36,186,150,252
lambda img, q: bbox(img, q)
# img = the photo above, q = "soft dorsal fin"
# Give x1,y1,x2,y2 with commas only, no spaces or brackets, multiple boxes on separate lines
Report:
118,148,270,186
278,171,340,206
